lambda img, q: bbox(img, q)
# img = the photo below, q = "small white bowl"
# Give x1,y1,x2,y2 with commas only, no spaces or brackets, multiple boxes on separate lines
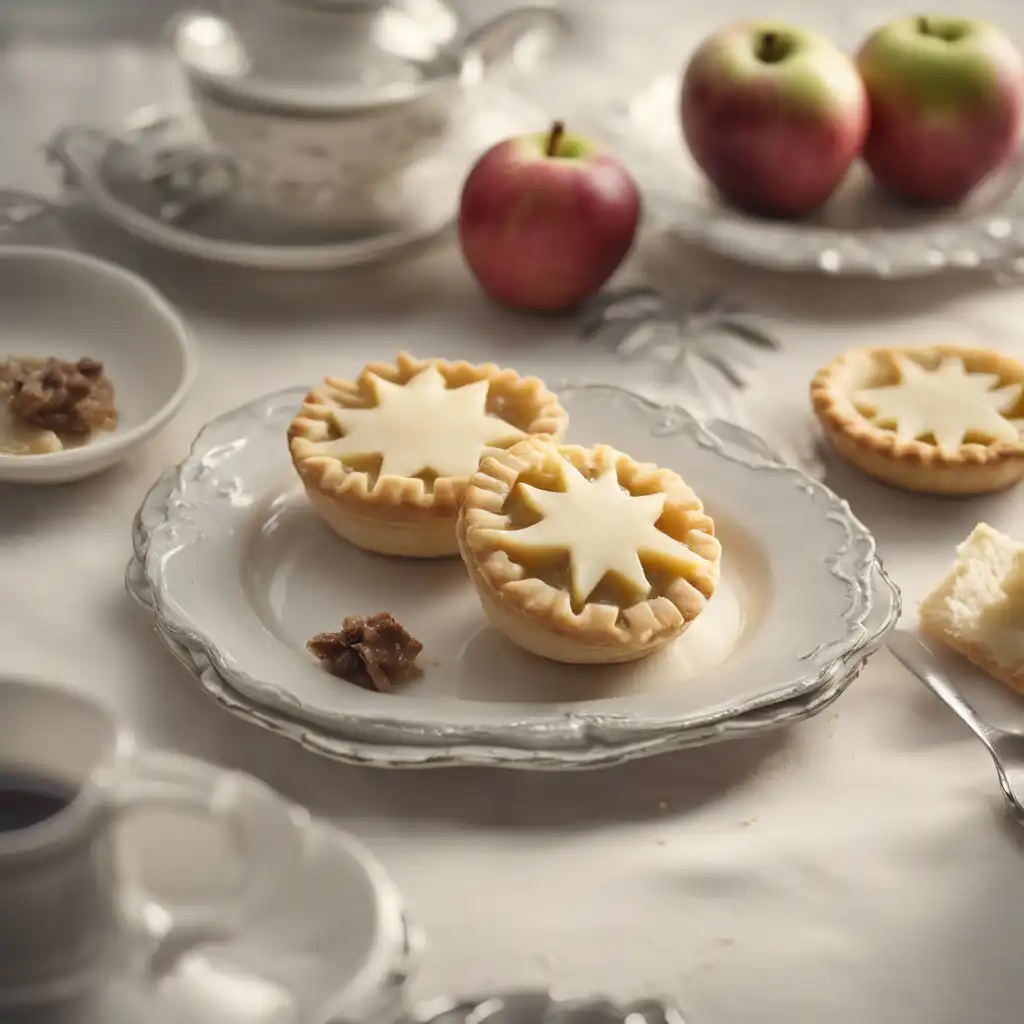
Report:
0,247,197,484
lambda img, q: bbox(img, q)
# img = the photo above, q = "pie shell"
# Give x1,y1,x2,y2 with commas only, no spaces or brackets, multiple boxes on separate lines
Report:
810,344,1024,495
288,352,568,557
457,438,722,665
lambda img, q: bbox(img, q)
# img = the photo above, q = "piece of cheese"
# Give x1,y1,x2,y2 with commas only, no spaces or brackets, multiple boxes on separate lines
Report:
919,523,1024,692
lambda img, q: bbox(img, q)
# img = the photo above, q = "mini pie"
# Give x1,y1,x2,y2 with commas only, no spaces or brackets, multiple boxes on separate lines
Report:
288,352,568,557
811,345,1024,495
457,438,721,664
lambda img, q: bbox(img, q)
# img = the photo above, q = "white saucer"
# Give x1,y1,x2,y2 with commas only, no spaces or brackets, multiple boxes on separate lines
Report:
46,92,547,271
10,751,415,1024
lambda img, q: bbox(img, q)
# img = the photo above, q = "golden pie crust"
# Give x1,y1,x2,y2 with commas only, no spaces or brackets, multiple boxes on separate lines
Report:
810,345,1024,495
457,438,721,664
288,352,568,557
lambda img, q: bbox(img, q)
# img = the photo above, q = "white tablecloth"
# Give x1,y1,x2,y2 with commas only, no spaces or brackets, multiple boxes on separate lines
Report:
4,1,1024,1021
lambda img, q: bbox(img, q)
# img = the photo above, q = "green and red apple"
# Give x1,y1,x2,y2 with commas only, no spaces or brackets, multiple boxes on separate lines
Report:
857,16,1024,205
457,122,641,313
681,21,869,218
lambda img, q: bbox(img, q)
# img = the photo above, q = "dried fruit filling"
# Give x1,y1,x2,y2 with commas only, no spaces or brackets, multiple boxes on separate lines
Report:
0,356,117,455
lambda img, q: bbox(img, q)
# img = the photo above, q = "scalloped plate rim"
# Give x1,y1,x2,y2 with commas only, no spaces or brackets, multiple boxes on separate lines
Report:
130,382,898,759
125,552,899,768
142,384,878,739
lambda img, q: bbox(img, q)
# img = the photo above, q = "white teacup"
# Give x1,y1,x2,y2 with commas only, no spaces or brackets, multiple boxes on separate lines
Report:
0,677,287,1008
187,73,466,234
218,0,390,88
170,5,565,232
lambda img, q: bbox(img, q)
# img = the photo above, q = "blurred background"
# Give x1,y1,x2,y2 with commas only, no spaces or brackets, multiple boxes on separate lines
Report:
6,0,1024,195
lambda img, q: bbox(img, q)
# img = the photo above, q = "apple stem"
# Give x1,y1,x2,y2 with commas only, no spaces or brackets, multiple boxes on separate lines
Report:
757,31,783,63
918,15,929,34
546,121,566,158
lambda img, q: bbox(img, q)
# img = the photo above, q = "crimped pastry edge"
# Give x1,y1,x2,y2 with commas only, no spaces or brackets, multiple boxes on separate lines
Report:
810,345,1024,494
288,351,569,519
457,437,722,661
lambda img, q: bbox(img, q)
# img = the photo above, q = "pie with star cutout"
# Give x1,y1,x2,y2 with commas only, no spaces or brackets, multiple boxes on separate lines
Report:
811,345,1024,495
288,353,568,557
457,438,721,664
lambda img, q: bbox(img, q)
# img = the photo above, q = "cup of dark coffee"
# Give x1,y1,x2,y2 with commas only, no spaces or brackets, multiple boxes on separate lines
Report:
0,676,286,1007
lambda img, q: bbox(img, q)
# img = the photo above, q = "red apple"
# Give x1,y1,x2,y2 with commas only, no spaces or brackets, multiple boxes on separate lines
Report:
857,16,1024,205
457,122,641,312
681,22,869,218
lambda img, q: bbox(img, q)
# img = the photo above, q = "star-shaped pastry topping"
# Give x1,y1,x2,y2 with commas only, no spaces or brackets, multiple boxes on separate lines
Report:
490,457,710,605
854,355,1022,451
313,366,526,479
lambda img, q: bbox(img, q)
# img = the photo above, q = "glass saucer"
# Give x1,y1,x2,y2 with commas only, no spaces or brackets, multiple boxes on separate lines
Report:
46,90,546,271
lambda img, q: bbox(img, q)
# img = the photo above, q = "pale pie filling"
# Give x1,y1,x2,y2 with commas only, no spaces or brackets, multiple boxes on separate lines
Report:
491,457,710,614
853,355,1022,451
308,366,527,487
0,402,64,455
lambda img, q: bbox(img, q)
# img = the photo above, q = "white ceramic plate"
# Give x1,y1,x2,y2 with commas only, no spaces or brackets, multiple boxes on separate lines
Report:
600,74,1024,279
45,90,547,271
0,247,196,485
131,383,897,766
73,750,414,1024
